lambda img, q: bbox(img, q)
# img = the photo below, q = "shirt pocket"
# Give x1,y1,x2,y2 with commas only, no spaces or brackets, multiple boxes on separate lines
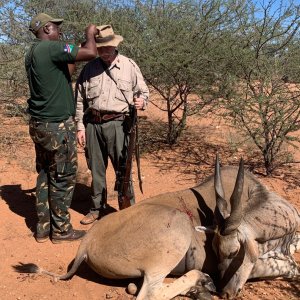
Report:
86,78,101,101
116,79,132,103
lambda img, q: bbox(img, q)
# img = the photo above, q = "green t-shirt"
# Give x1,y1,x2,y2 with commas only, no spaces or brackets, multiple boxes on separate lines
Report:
25,39,79,122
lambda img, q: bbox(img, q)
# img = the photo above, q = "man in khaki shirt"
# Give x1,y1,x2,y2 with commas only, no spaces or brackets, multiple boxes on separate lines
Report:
75,25,149,225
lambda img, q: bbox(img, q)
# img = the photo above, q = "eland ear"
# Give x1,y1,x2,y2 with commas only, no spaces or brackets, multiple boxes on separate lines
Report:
195,225,217,234
244,238,259,263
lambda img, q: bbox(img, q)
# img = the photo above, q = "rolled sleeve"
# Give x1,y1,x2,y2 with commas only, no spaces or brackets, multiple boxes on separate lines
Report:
132,61,149,110
75,80,86,131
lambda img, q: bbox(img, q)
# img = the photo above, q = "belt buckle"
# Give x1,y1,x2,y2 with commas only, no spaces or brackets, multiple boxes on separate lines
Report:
101,114,110,121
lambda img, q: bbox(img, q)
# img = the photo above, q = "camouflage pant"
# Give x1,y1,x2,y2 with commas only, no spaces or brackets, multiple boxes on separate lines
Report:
29,117,77,236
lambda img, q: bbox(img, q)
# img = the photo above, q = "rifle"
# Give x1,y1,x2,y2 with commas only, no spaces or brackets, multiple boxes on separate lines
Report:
135,114,143,194
103,62,144,209
119,104,138,210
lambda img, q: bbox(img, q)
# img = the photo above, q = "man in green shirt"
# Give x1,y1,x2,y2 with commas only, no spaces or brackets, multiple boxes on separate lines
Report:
26,12,98,243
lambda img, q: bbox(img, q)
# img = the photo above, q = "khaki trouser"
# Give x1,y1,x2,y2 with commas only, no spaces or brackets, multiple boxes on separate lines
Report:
85,118,135,211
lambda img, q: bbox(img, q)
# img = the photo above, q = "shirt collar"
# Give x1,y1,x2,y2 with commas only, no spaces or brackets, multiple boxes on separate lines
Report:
108,51,120,70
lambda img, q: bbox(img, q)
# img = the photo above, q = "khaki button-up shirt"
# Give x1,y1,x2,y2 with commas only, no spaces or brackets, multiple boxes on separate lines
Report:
75,54,149,130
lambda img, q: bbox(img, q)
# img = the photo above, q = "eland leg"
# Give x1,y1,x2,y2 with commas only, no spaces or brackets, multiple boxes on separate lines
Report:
135,270,215,300
135,272,165,300
290,232,300,254
250,251,300,279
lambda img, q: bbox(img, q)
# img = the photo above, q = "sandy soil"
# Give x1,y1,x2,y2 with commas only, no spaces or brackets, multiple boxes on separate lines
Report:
0,101,299,300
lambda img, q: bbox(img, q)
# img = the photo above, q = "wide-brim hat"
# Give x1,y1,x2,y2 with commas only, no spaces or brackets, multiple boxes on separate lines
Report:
95,25,123,48
29,13,63,34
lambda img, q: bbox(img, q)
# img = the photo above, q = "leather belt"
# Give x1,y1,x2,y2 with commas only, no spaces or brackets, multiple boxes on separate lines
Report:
87,109,125,123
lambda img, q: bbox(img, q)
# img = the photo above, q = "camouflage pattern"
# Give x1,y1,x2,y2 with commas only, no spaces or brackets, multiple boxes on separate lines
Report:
29,117,77,236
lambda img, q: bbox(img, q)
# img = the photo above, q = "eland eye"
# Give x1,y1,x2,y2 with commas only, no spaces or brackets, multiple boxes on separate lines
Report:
228,249,239,259
228,247,240,258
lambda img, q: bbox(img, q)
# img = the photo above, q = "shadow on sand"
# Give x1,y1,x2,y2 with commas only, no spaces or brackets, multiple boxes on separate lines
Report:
0,184,37,232
0,182,93,233
74,260,143,291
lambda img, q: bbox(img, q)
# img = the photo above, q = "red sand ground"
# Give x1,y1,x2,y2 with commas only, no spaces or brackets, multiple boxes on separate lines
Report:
0,101,299,300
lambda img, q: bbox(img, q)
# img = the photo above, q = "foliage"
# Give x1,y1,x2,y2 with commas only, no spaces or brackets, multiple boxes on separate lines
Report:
1,0,300,173
120,0,246,144
219,0,300,174
0,43,28,116
0,1,29,111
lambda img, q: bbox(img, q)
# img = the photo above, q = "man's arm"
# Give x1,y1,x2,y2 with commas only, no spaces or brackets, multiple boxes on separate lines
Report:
75,24,98,61
68,63,75,76
131,60,149,110
75,71,87,147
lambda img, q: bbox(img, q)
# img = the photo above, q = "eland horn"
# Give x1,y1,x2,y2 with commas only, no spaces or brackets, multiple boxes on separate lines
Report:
223,158,244,235
214,153,229,220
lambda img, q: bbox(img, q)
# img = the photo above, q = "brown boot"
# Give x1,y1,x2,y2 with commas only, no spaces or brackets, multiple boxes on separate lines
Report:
51,229,86,244
80,211,100,225
80,206,117,225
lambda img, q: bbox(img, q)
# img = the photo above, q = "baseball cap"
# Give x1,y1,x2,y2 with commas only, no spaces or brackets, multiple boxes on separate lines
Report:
29,13,63,34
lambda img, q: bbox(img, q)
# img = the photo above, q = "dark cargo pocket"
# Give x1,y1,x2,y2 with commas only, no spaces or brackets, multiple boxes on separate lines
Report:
55,132,77,177
56,161,76,179
29,124,53,151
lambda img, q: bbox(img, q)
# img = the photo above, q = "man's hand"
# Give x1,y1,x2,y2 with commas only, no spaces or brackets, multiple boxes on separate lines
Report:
76,24,97,61
85,24,98,37
77,130,86,147
133,97,144,110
